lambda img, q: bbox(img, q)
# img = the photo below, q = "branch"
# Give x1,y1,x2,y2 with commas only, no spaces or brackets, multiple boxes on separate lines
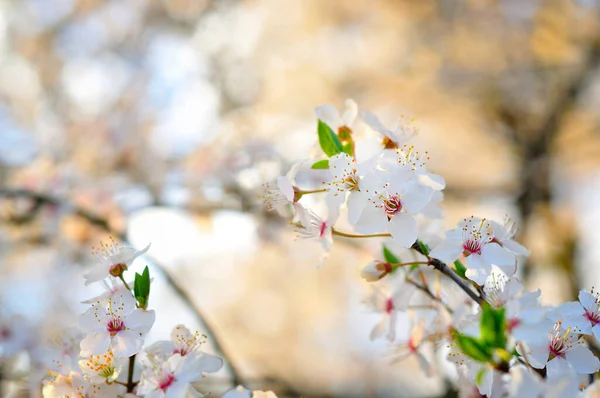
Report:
411,242,484,306
0,188,243,386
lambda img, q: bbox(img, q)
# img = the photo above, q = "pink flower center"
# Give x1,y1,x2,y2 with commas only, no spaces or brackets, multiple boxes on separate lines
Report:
548,325,574,359
585,311,600,326
382,195,402,216
174,347,188,356
385,298,394,314
462,239,483,255
507,318,521,332
107,318,125,336
158,373,176,391
319,222,327,237
0,327,11,340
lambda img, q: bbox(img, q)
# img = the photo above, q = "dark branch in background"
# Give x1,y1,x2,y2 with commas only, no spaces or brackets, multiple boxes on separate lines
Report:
0,188,243,387
500,38,600,296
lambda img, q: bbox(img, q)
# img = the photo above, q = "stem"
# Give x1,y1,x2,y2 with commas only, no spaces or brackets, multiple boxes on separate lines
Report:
118,274,132,292
407,279,454,314
411,241,484,306
332,229,392,239
126,355,136,392
0,188,244,387
299,188,327,195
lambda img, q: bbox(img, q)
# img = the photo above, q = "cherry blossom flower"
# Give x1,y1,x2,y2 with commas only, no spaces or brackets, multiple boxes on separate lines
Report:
314,99,358,134
323,153,364,212
430,216,516,284
351,168,433,247
79,291,155,358
551,288,600,340
43,371,125,398
394,145,445,191
523,321,600,379
360,260,393,282
364,279,417,342
137,352,221,398
489,218,530,256
84,239,150,285
145,324,222,372
0,313,33,358
360,111,416,149
293,203,339,267
82,278,132,305
260,161,305,212
390,318,434,376
483,271,545,343
508,364,580,398
78,350,122,384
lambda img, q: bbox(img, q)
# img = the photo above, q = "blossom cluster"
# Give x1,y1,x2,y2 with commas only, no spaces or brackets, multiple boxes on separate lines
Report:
262,100,600,397
39,239,224,398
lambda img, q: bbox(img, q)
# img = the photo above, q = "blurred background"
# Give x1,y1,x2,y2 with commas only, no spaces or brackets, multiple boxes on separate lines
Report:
1,0,600,396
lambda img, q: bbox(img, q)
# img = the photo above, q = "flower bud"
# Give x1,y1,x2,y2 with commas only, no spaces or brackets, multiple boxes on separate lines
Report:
109,263,127,277
361,261,392,282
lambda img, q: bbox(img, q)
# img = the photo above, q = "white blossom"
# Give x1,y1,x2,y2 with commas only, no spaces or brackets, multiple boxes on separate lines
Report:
84,239,150,285
430,216,517,284
79,292,155,358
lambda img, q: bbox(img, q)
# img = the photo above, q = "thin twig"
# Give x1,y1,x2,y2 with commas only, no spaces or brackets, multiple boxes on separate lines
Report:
411,242,484,306
0,188,244,386
127,355,136,392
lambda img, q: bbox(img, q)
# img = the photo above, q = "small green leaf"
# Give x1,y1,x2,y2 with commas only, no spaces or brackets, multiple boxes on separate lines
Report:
134,266,151,309
453,260,467,279
383,245,400,264
417,240,430,256
480,304,507,349
453,332,493,363
311,160,329,169
317,120,344,157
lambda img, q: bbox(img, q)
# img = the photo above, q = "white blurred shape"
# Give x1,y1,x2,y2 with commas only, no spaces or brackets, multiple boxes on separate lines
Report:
0,56,40,100
0,115,38,166
61,55,131,118
150,79,220,159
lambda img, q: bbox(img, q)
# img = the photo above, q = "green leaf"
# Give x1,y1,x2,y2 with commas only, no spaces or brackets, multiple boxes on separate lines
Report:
480,304,507,349
134,266,151,309
317,120,344,157
341,142,353,156
453,260,467,279
311,160,329,169
383,245,400,264
417,240,430,256
476,368,487,386
453,332,493,363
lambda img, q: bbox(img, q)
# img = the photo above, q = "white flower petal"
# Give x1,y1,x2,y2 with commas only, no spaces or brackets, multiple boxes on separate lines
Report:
276,176,294,202
481,243,515,267
341,99,358,126
353,204,388,234
502,239,530,256
360,110,388,135
579,290,598,312
430,239,463,263
126,309,155,334
546,357,571,380
347,191,368,225
401,182,433,214
111,330,144,358
315,105,342,131
387,212,417,248
80,331,111,356
189,352,223,373
565,345,600,374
